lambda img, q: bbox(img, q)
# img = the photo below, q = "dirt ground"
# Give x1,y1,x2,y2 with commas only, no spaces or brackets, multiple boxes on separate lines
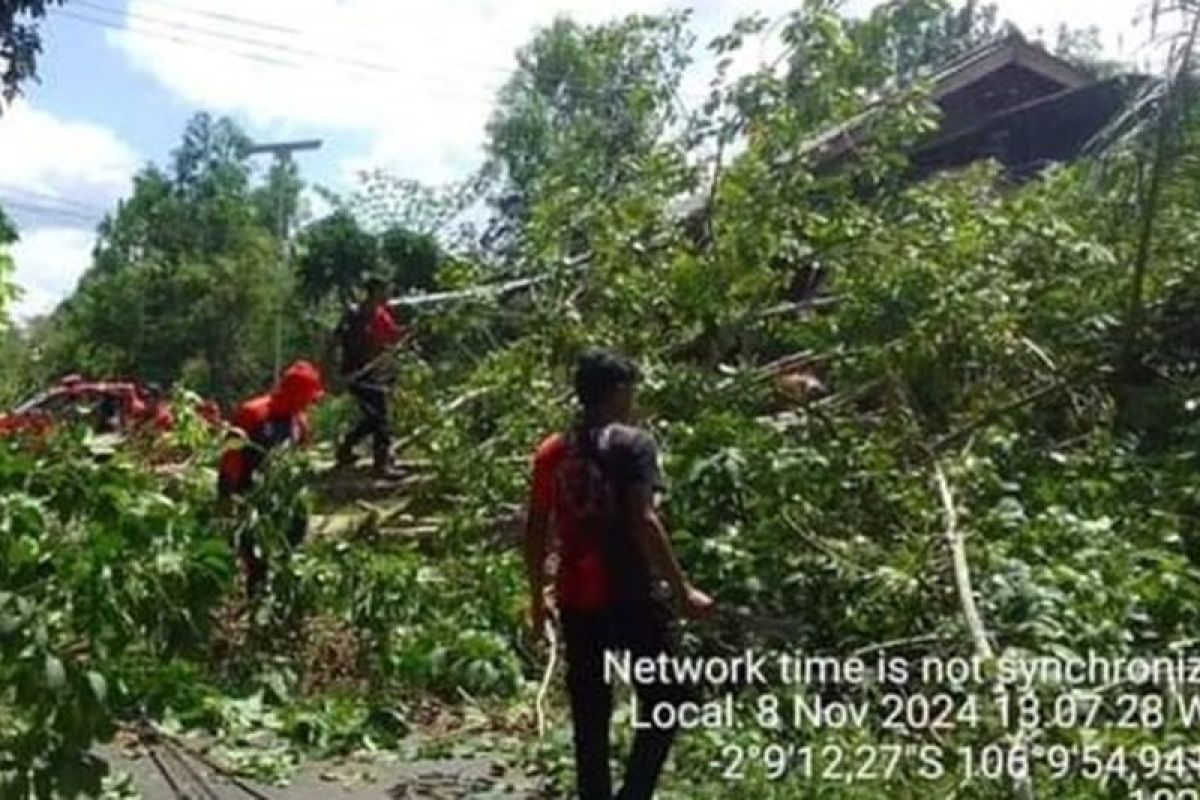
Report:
101,743,543,800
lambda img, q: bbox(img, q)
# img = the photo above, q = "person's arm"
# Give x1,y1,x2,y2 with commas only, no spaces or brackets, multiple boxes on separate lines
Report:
622,431,714,619
293,413,313,445
524,507,551,634
216,446,245,513
524,444,556,637
627,487,713,619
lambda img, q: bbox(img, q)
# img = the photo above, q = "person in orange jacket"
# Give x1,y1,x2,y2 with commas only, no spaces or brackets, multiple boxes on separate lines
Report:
218,360,325,595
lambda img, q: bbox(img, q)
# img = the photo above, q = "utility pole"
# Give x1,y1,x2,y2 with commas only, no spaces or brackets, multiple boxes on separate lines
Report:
246,138,323,380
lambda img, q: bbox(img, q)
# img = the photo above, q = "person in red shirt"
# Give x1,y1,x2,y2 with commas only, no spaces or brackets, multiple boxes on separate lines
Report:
334,277,409,478
524,349,714,800
218,360,325,595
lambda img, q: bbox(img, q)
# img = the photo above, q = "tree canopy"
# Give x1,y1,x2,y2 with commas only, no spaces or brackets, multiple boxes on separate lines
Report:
482,12,694,258
1,0,66,106
41,113,294,400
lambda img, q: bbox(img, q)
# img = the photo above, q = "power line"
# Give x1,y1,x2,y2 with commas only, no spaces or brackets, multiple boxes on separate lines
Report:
65,2,502,103
118,0,299,38
0,197,101,226
59,9,316,72
0,183,110,216
59,8,498,106
94,0,519,79
0,195,100,220
77,0,445,81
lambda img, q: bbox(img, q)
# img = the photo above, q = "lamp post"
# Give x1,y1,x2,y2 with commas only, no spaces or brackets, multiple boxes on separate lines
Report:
246,138,323,379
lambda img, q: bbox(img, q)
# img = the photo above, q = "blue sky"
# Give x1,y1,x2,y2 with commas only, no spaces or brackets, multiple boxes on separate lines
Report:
1,0,1147,319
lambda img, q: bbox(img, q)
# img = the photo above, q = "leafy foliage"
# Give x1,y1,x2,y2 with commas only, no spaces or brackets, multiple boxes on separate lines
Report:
36,114,307,402
8,2,1200,798
0,1,66,106
0,208,15,330
296,210,443,305
482,11,694,258
0,431,230,797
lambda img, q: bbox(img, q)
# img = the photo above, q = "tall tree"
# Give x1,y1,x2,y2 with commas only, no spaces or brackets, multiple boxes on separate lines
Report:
296,210,443,305
296,210,379,305
46,114,296,401
1,0,66,106
482,12,694,256
380,226,440,292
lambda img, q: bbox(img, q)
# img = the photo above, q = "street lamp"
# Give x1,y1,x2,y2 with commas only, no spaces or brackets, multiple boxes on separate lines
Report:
246,138,323,379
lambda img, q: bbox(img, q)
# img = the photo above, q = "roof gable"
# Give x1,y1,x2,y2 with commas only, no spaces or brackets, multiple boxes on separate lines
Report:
796,33,1098,164
929,34,1092,101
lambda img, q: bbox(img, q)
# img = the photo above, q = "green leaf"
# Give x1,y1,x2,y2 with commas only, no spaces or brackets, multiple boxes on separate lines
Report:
86,671,108,705
45,654,66,692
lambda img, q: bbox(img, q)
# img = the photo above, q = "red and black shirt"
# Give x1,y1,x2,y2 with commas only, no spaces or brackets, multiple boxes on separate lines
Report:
529,423,664,612
339,301,405,377
217,395,311,497
217,362,323,497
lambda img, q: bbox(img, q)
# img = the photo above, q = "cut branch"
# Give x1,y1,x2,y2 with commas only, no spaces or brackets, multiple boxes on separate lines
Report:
935,465,992,661
781,511,872,576
851,632,951,659
929,377,1071,454
935,464,1035,800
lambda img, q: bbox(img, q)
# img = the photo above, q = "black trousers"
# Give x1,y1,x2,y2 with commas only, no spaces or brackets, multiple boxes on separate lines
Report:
341,378,391,466
561,605,690,800
237,508,308,598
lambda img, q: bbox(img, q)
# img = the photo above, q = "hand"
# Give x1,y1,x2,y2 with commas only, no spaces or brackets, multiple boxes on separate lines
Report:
679,584,715,621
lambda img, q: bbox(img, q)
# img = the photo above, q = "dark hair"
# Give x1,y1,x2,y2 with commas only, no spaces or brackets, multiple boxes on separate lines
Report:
574,348,639,412
364,276,388,295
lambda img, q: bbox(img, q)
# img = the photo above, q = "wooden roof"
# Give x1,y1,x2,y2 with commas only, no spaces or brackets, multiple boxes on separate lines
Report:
797,33,1096,163
926,33,1091,101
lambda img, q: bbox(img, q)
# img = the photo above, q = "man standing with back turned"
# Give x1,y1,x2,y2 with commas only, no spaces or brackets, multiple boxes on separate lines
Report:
335,276,409,478
524,348,714,800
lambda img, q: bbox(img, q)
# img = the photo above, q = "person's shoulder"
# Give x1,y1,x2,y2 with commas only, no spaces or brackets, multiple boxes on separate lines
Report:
533,432,567,464
232,394,270,429
606,423,657,453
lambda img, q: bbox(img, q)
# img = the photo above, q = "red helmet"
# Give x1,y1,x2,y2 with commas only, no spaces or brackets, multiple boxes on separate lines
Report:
271,360,325,415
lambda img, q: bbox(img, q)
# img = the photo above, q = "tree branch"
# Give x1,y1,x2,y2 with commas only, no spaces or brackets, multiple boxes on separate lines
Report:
934,464,1035,800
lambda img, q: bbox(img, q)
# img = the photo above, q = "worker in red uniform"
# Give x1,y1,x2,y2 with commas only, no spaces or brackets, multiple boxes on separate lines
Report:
334,276,410,478
524,349,714,800
218,360,325,596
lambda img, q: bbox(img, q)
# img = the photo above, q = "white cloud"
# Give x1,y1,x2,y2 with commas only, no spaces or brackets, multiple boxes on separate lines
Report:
0,101,139,211
0,102,137,319
9,227,96,320
106,0,801,185
107,1,1154,190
